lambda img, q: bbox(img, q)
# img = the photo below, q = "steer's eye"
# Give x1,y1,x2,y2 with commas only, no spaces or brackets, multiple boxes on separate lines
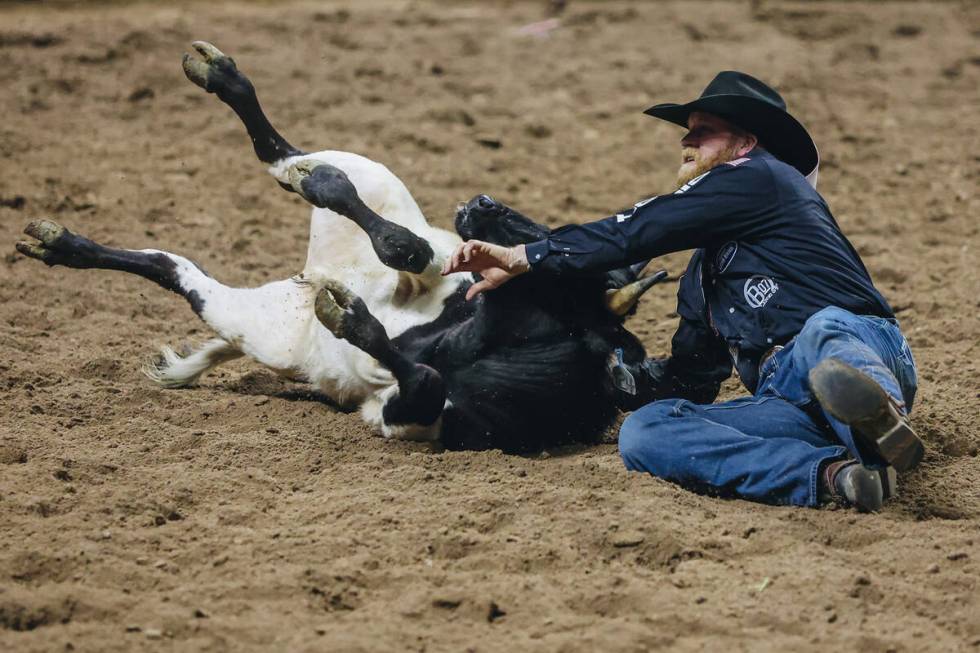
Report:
477,195,496,210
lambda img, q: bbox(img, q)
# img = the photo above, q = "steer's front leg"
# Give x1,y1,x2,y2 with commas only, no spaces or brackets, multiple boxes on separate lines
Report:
288,162,435,274
314,280,446,431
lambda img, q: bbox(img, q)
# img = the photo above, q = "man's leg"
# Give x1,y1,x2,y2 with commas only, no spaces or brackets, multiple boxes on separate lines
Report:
764,306,922,470
619,395,846,507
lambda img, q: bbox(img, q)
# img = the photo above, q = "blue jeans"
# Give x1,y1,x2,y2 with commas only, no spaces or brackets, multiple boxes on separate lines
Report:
619,306,918,507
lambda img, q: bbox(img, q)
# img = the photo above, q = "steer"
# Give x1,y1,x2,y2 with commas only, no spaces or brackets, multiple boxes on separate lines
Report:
15,42,663,452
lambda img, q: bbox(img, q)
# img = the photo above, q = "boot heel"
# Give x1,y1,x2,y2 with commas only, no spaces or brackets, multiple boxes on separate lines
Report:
876,417,924,473
809,358,925,473
881,466,898,500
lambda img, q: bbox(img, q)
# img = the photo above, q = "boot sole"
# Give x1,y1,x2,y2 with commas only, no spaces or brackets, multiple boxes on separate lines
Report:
809,359,924,473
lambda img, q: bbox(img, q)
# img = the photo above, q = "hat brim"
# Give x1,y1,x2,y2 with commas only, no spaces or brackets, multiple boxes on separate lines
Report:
645,95,818,178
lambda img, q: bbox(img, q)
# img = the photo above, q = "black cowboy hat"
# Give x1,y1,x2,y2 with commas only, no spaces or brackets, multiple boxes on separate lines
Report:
644,71,818,178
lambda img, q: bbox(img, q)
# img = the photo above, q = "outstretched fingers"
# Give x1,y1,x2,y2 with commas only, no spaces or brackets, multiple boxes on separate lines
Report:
443,240,530,275
443,240,491,275
465,277,496,301
442,240,529,300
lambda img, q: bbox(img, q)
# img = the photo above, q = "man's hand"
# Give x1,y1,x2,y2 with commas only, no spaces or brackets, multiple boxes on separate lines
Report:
441,240,530,300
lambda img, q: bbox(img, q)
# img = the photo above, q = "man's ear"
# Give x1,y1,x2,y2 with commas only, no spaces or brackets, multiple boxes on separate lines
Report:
737,133,759,157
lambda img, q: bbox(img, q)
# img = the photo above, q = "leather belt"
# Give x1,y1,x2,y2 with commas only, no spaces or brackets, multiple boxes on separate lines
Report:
758,345,784,374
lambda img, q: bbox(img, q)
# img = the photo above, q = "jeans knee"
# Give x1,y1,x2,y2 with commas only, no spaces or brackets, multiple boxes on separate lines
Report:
796,306,857,350
805,306,849,332
619,400,679,469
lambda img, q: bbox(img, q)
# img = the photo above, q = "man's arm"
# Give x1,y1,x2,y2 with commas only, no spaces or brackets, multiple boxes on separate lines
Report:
526,160,776,275
442,158,775,295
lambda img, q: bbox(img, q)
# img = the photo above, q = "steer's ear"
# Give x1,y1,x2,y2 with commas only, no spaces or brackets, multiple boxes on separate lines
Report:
605,270,668,317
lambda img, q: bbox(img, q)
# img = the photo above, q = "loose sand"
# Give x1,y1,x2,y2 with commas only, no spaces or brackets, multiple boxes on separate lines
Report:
1,1,978,651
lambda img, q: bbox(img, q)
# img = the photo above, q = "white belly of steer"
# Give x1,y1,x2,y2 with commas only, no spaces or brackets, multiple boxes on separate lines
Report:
265,151,464,412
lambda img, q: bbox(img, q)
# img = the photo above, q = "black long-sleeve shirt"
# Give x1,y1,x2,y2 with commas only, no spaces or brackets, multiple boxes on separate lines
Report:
525,148,892,395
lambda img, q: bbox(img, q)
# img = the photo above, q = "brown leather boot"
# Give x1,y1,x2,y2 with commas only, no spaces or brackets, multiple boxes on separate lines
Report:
809,358,924,472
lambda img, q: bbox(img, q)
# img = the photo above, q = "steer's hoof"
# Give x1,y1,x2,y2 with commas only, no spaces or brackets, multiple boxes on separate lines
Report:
191,40,226,63
16,220,69,264
181,41,251,98
314,279,359,340
314,279,390,355
15,241,51,262
287,161,359,215
286,160,321,196
182,41,226,90
181,53,210,90
25,219,67,246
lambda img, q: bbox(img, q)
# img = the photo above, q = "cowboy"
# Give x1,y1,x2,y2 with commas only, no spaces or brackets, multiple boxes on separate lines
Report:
441,71,924,511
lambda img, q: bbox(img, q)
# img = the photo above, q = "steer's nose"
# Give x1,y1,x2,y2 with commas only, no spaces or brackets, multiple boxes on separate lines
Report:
477,194,496,210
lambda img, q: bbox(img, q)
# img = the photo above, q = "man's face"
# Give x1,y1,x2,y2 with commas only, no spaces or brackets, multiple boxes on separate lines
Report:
676,112,754,187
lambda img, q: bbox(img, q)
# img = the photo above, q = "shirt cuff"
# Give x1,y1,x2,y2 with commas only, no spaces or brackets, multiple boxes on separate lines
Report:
524,239,550,268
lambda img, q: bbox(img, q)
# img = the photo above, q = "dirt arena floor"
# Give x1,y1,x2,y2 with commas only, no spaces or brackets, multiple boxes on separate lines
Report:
1,1,978,651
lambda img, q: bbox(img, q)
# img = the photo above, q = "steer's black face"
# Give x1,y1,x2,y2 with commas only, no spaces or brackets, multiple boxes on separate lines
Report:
455,195,548,246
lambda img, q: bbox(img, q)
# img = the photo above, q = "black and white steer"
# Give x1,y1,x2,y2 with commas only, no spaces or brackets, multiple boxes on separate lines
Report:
16,42,663,452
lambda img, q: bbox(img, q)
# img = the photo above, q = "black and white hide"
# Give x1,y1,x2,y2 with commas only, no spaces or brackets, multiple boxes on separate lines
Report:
16,42,664,452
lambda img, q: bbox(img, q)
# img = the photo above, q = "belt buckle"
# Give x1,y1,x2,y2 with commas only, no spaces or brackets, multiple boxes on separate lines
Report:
758,345,784,376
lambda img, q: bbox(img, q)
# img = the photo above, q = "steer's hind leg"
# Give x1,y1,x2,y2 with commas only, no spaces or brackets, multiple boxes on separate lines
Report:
17,220,211,314
183,41,303,169
17,220,317,385
314,280,446,441
287,162,435,274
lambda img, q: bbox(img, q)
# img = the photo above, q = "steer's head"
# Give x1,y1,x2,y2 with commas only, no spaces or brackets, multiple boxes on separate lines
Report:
455,194,548,246
454,193,661,412
455,193,667,322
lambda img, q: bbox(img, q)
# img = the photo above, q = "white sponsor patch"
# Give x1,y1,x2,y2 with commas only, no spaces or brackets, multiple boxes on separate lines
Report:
743,275,779,309
634,195,657,209
674,171,710,195
616,195,659,222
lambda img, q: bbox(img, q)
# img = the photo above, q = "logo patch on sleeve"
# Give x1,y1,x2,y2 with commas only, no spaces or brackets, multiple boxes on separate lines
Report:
715,241,738,273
